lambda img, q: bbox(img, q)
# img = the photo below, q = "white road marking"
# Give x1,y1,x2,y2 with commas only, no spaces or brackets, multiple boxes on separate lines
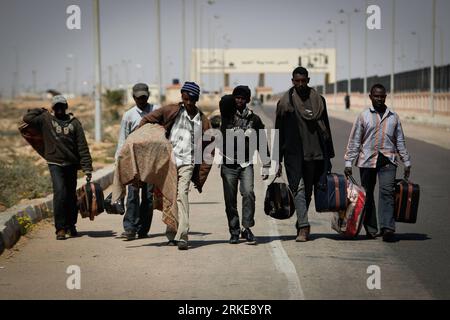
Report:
267,218,305,300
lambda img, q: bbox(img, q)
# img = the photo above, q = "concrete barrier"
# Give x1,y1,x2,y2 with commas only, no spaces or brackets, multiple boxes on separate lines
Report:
0,164,115,255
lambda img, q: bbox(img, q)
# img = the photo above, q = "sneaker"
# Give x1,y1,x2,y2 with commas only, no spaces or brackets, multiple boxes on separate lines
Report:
167,240,177,246
137,233,149,239
66,226,79,238
120,230,136,240
295,226,310,242
241,228,257,245
382,229,396,243
229,234,239,244
56,229,66,240
177,240,188,250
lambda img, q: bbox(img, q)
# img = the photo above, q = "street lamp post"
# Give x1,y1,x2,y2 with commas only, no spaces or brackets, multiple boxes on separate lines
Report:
93,0,102,142
339,8,360,96
156,0,162,105
430,0,436,117
327,19,339,107
182,0,186,82
411,31,422,67
390,0,396,109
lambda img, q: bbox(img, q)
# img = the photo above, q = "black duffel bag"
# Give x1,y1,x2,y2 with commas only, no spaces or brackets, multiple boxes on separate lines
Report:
104,193,125,215
77,182,105,221
264,177,295,220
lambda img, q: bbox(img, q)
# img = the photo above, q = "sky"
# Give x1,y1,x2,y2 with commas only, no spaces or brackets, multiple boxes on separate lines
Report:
0,0,449,97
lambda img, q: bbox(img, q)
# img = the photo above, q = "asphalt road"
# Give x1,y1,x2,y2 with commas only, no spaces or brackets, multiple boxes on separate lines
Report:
259,103,450,299
0,103,448,299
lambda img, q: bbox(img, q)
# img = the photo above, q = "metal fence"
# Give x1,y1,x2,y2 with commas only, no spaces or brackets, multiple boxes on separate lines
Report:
321,64,450,94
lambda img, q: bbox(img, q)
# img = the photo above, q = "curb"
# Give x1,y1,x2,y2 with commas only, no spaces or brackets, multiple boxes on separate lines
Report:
0,164,115,256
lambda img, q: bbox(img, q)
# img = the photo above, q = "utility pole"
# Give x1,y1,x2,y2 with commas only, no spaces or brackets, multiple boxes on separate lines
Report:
193,0,198,83
430,0,436,117
32,70,37,94
364,0,368,107
93,0,102,142
182,0,186,82
156,0,162,104
390,0,396,109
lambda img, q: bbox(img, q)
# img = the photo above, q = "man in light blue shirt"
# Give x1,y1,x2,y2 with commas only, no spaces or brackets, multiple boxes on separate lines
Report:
115,83,159,240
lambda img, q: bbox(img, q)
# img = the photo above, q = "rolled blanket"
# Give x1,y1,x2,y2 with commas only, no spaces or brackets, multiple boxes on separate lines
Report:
112,123,178,231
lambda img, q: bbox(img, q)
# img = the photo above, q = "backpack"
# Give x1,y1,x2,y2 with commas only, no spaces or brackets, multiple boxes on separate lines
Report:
77,182,105,220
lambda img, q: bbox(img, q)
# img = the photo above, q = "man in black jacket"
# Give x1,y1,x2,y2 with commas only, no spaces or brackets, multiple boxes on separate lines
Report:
23,95,93,240
219,86,270,245
275,67,334,242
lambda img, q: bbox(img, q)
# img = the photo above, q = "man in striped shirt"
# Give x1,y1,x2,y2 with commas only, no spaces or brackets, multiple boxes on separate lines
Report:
344,83,411,242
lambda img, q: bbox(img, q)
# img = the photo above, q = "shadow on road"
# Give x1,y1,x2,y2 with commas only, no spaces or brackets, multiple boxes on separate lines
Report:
78,230,117,238
306,233,431,242
189,202,222,205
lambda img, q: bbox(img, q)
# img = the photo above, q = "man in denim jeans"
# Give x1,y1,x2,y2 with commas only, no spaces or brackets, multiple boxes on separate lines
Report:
115,83,159,240
22,95,92,240
344,83,411,242
219,86,270,245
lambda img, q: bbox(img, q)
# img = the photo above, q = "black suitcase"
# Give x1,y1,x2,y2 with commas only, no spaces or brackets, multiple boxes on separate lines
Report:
314,173,347,212
394,179,420,223
77,182,105,221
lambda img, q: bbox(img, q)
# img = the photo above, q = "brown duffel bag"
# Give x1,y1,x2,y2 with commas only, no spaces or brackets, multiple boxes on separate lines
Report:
77,182,105,221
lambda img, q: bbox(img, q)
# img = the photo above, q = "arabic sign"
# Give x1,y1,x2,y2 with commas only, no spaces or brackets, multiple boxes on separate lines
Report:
190,48,336,82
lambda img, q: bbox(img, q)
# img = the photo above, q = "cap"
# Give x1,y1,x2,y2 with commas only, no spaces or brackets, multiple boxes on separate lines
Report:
51,95,68,107
132,83,150,98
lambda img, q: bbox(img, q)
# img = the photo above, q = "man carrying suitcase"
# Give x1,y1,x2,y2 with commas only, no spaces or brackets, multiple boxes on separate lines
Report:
22,95,93,240
275,67,335,242
344,83,412,242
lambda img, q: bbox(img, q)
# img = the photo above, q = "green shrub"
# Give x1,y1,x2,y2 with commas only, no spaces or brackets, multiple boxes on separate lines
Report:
0,156,52,208
17,215,34,235
104,89,125,107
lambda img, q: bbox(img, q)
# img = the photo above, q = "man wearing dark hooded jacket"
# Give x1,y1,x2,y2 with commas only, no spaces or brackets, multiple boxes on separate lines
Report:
275,67,334,242
23,95,93,240
219,86,270,245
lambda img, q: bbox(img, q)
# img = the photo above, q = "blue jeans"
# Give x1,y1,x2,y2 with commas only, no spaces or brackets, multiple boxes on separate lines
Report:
123,183,154,235
293,160,325,230
48,164,78,233
221,164,255,236
360,163,397,233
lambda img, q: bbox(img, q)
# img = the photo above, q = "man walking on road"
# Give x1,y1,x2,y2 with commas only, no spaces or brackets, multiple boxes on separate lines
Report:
275,67,335,242
219,86,270,245
115,83,159,240
22,95,93,240
344,83,411,242
139,82,214,250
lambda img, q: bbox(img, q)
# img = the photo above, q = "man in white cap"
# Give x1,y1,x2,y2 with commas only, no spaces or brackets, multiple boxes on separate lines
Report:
22,95,93,240
115,83,159,240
